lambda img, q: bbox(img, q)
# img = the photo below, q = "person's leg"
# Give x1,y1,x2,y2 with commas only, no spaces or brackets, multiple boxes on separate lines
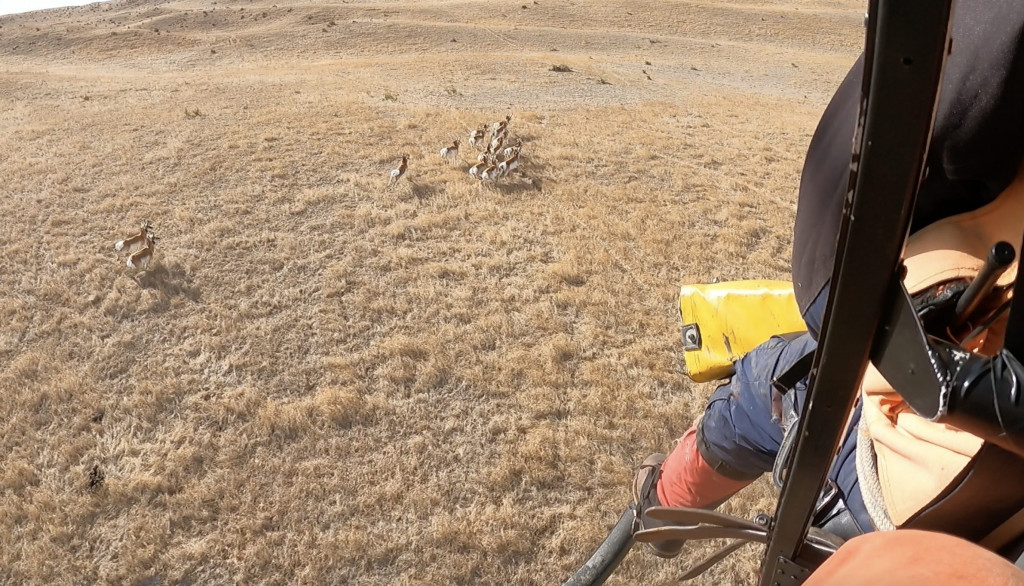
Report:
819,405,874,539
679,332,818,491
657,422,754,510
634,333,817,557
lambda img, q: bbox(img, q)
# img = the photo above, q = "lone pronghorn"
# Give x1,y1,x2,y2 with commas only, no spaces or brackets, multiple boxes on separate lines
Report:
127,233,158,271
115,220,154,254
388,154,409,189
440,138,461,164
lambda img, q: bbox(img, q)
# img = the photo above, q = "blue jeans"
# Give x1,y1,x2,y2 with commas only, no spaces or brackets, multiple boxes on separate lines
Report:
698,286,872,533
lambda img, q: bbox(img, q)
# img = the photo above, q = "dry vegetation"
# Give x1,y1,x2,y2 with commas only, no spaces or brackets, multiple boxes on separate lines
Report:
0,0,863,583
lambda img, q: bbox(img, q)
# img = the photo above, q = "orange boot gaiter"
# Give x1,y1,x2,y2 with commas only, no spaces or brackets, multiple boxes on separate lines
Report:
657,423,756,509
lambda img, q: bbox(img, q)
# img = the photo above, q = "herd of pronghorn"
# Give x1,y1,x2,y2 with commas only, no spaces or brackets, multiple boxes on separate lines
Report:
113,115,521,274
388,114,523,189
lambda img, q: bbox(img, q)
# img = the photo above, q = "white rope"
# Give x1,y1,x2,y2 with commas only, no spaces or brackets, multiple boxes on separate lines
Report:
855,414,896,531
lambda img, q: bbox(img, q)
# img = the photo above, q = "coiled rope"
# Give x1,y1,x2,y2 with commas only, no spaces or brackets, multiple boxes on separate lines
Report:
855,414,896,531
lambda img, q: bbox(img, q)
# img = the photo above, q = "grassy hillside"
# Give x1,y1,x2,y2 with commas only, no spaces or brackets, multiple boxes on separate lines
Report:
0,0,862,583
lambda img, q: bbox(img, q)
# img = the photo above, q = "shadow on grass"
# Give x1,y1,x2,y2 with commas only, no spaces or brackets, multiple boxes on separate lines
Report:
409,179,442,200
135,262,202,303
493,157,549,194
493,174,543,195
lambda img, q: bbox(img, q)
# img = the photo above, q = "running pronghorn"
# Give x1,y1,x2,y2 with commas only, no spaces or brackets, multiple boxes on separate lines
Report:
388,154,409,189
477,151,495,165
491,114,512,135
498,149,520,177
481,164,503,183
468,160,487,179
468,127,486,150
492,124,508,144
492,114,512,141
126,232,158,271
440,138,461,164
501,138,523,161
488,133,506,157
115,220,154,254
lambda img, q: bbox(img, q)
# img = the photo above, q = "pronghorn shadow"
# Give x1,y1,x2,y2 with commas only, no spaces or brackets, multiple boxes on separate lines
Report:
135,263,202,303
493,175,543,195
496,158,549,194
512,132,541,143
408,179,441,200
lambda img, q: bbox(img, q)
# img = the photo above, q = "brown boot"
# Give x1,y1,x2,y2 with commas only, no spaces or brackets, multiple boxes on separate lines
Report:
632,453,686,558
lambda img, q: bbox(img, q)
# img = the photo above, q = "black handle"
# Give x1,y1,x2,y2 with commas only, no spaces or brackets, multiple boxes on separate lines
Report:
954,241,1016,324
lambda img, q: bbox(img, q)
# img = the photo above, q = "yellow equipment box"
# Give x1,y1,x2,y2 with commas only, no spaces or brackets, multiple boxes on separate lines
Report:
679,280,807,382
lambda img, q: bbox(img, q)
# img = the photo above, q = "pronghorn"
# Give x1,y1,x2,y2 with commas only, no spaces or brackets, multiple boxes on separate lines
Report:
505,145,521,168
491,124,508,144
491,114,512,134
440,138,461,164
468,127,486,150
498,145,522,177
477,151,494,165
115,221,154,254
497,160,511,177
469,161,487,179
126,233,158,271
481,164,502,182
501,139,523,161
388,154,409,188
488,133,505,156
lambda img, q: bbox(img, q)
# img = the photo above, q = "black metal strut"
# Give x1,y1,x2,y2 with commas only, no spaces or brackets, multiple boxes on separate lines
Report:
758,0,954,583
560,506,635,586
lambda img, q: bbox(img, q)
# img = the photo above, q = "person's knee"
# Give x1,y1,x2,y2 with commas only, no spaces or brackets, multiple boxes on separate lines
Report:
697,403,772,480
697,333,818,479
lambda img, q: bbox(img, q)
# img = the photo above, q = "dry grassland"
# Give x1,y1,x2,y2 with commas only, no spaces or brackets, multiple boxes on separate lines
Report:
0,0,863,583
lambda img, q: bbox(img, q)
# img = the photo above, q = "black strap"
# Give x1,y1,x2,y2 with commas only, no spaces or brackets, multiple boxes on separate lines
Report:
773,349,815,396
771,349,816,423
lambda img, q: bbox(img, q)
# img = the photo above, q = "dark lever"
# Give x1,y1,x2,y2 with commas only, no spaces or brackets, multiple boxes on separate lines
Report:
954,241,1016,325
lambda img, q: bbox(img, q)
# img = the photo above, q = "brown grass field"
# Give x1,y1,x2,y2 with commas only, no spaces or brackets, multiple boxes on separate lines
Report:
0,0,863,583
